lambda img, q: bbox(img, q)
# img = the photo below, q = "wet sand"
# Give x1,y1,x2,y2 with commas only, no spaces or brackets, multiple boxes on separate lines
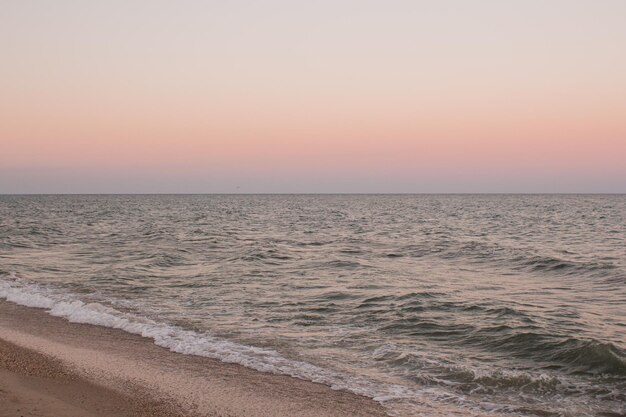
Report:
0,300,389,417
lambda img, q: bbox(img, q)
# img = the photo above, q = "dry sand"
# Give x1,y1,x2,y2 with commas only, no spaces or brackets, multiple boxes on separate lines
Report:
0,300,389,417
0,339,180,417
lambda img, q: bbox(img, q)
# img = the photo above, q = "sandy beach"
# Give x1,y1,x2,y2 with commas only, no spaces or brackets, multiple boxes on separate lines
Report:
0,338,180,417
0,300,388,417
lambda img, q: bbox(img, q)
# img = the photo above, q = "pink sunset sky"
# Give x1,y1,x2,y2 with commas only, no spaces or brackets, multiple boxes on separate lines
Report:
1,1,625,193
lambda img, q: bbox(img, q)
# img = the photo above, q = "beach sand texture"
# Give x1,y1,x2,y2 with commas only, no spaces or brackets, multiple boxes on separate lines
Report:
0,300,388,417
0,339,179,417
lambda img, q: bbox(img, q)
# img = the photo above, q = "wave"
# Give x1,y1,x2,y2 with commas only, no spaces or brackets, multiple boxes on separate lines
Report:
231,248,294,264
373,344,561,395
510,255,617,275
1,274,623,416
394,240,621,278
0,274,426,413
145,251,192,268
323,259,364,268
550,338,626,376
471,331,626,377
359,291,626,378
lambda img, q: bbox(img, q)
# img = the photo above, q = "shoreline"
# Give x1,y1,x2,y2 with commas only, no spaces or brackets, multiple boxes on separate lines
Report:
0,300,389,417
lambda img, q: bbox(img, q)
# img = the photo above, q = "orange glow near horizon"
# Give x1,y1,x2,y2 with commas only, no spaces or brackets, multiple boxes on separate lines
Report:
1,1,625,192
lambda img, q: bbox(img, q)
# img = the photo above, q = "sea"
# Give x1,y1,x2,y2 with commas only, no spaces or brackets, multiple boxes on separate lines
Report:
0,194,624,416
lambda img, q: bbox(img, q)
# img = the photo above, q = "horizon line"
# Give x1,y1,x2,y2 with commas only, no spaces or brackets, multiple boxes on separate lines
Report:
2,192,625,196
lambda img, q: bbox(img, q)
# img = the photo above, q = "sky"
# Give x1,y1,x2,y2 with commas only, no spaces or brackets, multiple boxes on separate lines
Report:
1,0,625,193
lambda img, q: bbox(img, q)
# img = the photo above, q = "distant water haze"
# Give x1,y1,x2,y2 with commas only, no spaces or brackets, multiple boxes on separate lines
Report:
2,1,626,193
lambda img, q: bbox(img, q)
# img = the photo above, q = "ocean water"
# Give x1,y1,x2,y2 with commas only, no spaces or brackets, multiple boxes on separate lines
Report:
0,194,624,416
